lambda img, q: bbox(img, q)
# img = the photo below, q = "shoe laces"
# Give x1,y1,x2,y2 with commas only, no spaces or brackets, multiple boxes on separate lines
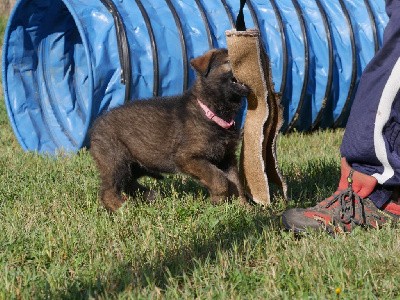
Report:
325,170,366,225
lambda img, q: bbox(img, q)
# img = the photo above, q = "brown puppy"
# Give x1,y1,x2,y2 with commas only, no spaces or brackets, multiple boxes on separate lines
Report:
90,48,250,212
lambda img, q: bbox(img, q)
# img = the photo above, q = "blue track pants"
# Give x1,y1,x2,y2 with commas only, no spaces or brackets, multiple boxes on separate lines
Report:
341,0,400,207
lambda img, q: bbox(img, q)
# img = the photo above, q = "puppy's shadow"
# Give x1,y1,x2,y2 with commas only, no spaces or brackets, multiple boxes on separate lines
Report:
133,208,278,290
59,208,278,298
59,159,338,297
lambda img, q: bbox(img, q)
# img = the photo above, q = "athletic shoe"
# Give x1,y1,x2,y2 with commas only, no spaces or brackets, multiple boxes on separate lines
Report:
282,162,399,234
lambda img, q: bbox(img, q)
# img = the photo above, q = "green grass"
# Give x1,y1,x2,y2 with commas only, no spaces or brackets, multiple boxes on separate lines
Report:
2,96,400,299
0,16,6,39
1,16,400,300
0,16,6,52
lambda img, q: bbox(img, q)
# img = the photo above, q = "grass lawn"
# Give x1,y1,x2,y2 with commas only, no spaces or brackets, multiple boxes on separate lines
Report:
1,16,400,300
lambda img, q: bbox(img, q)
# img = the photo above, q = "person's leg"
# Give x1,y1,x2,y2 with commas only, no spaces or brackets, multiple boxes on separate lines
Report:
282,0,400,233
341,0,400,208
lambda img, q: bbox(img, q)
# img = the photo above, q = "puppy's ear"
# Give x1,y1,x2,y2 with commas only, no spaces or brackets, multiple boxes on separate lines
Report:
190,50,218,77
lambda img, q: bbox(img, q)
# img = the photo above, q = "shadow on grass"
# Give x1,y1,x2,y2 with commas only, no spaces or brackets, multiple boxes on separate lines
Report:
136,211,278,291
58,208,279,298
282,157,340,208
57,158,339,298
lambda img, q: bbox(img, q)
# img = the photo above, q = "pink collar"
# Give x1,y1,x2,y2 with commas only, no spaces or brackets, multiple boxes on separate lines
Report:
197,99,235,129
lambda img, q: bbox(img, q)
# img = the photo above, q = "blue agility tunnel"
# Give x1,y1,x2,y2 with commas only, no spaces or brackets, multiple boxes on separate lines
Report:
2,0,388,154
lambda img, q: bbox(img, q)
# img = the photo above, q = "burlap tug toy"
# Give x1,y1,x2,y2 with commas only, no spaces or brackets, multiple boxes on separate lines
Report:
226,0,287,205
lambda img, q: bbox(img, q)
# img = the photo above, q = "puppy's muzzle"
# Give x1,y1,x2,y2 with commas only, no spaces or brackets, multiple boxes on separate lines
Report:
231,76,250,96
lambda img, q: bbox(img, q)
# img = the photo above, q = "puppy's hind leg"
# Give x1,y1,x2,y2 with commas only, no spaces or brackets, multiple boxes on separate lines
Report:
90,137,133,212
100,187,125,212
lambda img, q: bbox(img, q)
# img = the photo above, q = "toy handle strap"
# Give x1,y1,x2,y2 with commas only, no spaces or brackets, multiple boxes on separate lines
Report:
235,0,247,31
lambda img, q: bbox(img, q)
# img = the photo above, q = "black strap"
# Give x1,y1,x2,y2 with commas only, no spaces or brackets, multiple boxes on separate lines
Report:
235,0,247,31
100,0,132,103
